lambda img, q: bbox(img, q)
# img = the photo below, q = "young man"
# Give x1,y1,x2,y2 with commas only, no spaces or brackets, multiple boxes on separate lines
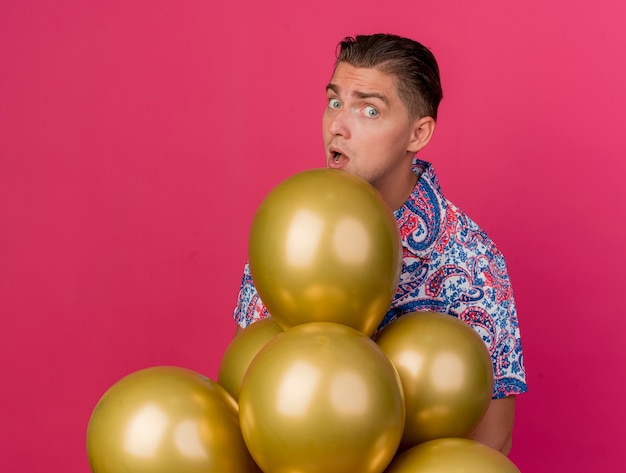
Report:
233,34,526,455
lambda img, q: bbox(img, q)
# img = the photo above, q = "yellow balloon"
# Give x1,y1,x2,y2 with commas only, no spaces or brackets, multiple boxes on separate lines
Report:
384,438,521,473
239,322,405,473
249,168,402,336
375,312,493,450
86,366,260,473
218,317,283,400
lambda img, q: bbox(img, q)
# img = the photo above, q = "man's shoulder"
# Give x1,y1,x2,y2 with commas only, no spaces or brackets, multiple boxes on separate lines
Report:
439,199,505,266
399,160,503,263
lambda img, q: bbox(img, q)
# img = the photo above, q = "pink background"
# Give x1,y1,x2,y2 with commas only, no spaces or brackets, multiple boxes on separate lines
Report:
1,1,625,471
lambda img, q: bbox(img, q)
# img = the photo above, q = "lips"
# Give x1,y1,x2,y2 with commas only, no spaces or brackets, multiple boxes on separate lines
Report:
328,146,349,169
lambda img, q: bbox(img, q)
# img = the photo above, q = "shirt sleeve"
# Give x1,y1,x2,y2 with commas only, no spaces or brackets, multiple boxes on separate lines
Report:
456,240,527,399
383,203,528,400
233,262,271,328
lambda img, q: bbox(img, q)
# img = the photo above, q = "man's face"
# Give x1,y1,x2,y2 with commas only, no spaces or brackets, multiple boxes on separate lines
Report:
322,62,418,193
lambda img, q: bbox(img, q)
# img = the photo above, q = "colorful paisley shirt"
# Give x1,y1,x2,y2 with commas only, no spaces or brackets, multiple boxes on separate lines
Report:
233,159,527,399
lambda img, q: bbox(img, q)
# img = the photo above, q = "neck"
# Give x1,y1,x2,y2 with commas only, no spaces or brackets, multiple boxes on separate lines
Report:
377,169,418,212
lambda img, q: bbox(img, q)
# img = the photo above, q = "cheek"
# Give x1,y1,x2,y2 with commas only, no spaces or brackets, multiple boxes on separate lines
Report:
385,123,413,149
321,113,329,130
362,126,403,151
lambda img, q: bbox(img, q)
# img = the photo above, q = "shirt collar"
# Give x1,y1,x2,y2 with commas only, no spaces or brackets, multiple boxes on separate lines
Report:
393,158,447,258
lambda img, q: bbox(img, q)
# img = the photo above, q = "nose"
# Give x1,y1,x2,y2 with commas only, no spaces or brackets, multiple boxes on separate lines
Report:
326,109,350,138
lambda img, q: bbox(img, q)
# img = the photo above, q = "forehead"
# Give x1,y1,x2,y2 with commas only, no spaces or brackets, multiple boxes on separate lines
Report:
328,63,401,100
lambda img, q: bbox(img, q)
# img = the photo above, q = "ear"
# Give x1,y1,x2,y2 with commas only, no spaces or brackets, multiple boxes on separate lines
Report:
407,116,436,153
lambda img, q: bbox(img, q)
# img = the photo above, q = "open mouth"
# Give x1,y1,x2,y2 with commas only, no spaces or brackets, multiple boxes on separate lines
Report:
329,146,348,166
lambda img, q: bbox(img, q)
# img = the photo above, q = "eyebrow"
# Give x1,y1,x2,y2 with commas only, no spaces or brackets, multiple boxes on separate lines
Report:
325,83,389,106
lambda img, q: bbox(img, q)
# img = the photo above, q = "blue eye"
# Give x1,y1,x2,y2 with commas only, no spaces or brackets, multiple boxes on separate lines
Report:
329,98,342,109
364,106,379,117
